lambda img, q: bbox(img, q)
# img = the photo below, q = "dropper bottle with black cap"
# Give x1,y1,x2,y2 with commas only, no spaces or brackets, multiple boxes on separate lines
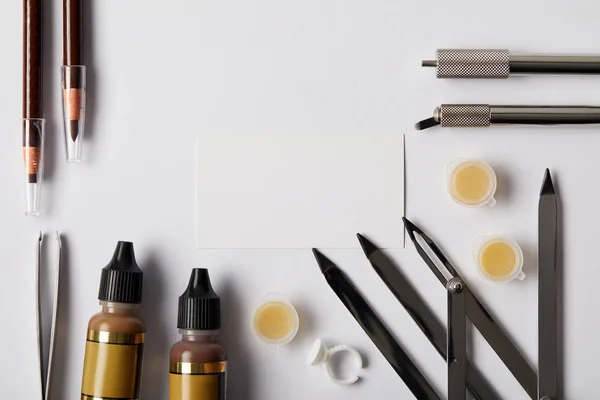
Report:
169,268,227,400
81,241,145,400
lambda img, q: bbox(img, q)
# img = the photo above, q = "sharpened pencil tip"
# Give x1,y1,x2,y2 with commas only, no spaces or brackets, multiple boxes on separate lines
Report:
356,233,379,258
312,248,335,273
540,168,555,196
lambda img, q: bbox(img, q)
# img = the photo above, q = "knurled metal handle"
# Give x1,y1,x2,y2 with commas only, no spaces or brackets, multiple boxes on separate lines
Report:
439,105,491,127
437,49,510,78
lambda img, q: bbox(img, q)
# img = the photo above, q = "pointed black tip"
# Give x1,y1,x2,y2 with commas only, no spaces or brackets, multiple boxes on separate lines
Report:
356,233,379,258
312,248,336,274
540,168,555,196
106,241,140,272
69,120,80,141
402,217,423,244
415,117,439,131
183,268,218,299
402,217,416,233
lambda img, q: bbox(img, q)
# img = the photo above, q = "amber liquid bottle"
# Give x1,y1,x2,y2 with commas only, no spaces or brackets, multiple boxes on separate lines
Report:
170,268,227,400
81,241,145,400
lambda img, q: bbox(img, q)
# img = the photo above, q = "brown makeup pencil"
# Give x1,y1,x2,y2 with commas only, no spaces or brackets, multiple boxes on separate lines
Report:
62,0,86,162
23,0,45,215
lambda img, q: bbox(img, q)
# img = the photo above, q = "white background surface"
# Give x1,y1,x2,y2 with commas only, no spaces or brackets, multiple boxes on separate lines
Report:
196,133,404,249
1,0,599,398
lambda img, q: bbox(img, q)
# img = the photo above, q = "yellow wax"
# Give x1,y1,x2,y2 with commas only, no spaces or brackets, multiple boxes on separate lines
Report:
254,302,294,340
451,163,492,205
481,241,517,278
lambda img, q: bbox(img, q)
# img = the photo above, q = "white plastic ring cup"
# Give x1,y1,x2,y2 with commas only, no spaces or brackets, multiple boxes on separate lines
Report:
473,236,525,283
306,339,363,386
447,158,497,207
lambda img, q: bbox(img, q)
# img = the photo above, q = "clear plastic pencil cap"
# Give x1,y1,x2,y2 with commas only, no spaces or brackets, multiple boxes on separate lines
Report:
62,65,86,162
23,118,45,216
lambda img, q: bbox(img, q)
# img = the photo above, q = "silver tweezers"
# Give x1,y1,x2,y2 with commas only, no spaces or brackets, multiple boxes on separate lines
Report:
36,232,62,400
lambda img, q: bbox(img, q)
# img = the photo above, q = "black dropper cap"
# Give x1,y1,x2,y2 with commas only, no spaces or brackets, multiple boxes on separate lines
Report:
98,241,143,304
177,268,220,330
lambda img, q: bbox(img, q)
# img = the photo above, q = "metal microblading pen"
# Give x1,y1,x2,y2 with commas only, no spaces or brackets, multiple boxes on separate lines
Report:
416,105,600,130
62,0,86,162
23,0,45,215
423,49,600,78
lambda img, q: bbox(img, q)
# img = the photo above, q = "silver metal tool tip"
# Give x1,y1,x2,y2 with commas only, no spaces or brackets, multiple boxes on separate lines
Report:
422,60,437,67
540,169,555,195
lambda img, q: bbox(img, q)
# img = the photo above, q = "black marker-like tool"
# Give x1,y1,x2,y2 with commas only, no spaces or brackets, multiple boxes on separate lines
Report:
312,248,440,400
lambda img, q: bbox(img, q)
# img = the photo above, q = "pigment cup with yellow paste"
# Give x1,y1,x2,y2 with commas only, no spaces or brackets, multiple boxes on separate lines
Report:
474,236,525,282
253,296,299,345
448,159,497,207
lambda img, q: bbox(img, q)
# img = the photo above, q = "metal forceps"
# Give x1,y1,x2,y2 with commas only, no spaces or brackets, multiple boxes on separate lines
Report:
403,218,539,400
35,232,62,400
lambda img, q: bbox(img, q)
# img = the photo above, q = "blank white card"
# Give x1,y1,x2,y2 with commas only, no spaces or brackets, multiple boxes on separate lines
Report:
196,133,404,249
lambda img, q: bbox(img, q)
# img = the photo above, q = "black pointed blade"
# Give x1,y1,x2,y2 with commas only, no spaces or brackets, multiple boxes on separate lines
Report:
313,250,440,400
358,232,447,357
540,168,555,196
312,248,336,273
538,169,558,399
356,233,378,258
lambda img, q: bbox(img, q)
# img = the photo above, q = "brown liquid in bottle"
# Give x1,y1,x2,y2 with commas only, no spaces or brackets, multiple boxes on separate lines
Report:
169,269,227,400
82,303,146,400
170,331,227,399
81,242,145,400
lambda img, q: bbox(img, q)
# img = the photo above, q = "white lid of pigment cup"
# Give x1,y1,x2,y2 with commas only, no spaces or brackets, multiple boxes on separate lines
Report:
472,236,525,283
447,158,497,208
252,293,299,346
